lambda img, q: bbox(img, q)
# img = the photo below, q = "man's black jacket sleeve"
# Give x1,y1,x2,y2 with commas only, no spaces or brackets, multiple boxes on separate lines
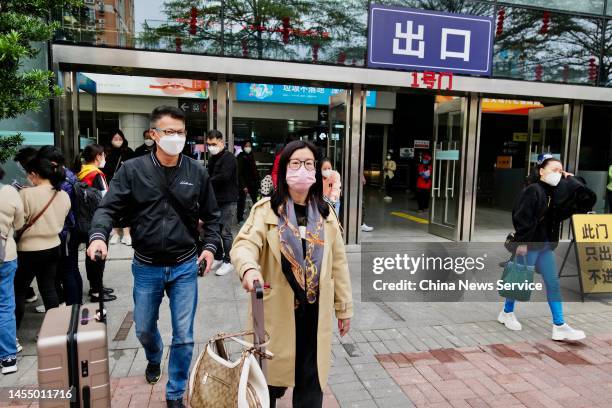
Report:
89,165,131,243
199,169,222,253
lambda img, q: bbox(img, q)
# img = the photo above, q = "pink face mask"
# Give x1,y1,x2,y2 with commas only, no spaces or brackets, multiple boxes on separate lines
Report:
286,166,316,193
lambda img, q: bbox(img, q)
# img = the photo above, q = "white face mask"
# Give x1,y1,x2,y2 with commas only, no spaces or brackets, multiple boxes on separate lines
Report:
322,169,332,178
386,155,392,160
157,134,186,156
112,139,123,148
244,147,252,154
208,145,222,156
98,159,106,169
542,171,562,187
144,139,155,147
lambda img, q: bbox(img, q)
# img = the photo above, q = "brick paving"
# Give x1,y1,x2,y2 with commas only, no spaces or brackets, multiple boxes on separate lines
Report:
376,333,612,408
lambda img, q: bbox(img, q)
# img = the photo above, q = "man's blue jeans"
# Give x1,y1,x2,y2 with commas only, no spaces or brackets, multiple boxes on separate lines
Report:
0,260,18,360
132,257,198,401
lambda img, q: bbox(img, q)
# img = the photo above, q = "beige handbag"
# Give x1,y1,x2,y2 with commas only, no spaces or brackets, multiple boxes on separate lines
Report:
188,331,273,408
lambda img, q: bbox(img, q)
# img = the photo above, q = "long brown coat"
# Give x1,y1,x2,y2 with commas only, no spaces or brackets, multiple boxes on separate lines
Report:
230,197,353,389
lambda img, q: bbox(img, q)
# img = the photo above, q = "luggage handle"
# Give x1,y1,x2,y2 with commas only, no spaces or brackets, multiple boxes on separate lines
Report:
94,251,107,323
251,280,267,373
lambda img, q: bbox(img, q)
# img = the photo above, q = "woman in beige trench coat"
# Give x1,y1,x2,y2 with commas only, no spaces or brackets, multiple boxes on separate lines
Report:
230,140,353,408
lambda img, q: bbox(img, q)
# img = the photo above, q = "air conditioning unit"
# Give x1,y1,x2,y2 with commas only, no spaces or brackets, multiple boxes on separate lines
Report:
96,18,105,28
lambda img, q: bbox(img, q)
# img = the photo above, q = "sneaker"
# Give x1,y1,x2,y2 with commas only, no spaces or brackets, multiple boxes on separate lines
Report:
210,259,223,273
89,287,115,296
145,362,162,384
166,399,185,408
36,305,46,313
121,235,132,246
497,310,522,331
361,224,374,232
552,323,586,341
16,339,22,353
1,357,17,375
109,234,120,245
25,287,37,303
215,262,234,276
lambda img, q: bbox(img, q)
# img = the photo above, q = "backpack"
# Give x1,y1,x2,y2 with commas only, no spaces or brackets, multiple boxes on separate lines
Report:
73,181,104,241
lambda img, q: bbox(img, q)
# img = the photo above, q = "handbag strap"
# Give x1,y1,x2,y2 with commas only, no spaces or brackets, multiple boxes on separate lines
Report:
16,190,59,241
209,330,273,359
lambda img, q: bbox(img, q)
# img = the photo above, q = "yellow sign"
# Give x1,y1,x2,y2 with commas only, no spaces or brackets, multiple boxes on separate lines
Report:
513,132,541,142
496,156,512,169
572,214,612,294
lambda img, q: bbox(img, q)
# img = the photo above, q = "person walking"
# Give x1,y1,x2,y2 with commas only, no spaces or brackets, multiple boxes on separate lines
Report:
0,165,24,374
104,130,134,245
416,152,432,212
383,151,396,202
76,144,116,302
206,129,239,277
14,153,71,336
498,155,587,341
236,141,260,224
37,146,82,307
232,140,353,408
321,158,341,214
134,129,155,157
87,106,221,408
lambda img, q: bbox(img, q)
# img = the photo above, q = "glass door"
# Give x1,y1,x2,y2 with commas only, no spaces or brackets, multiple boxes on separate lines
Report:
527,104,570,174
429,98,468,241
328,91,349,175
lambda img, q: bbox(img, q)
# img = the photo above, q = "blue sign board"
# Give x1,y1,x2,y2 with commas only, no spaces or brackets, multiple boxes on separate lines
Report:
367,4,494,75
77,73,97,95
235,83,377,108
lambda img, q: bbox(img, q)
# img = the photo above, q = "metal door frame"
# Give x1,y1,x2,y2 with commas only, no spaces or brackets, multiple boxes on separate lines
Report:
527,104,571,173
328,90,351,236
429,98,468,241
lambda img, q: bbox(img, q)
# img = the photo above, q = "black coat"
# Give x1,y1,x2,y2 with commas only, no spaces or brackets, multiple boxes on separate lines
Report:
207,149,239,204
237,151,260,189
90,152,222,265
103,147,134,182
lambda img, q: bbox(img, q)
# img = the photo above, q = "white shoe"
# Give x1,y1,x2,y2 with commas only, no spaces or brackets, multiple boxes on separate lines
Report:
35,305,46,313
361,224,374,232
552,323,585,341
121,235,132,246
25,294,38,303
498,310,522,331
210,260,223,272
215,262,234,276
109,235,120,245
15,339,22,354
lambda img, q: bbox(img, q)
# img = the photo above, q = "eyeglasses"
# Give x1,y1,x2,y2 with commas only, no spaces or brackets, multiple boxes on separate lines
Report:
153,127,187,137
288,159,316,171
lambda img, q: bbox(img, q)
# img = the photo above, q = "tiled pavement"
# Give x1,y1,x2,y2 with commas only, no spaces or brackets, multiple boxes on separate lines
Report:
3,246,612,407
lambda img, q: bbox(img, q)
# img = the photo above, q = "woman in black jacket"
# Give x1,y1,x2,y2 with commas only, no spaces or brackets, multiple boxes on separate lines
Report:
498,155,587,341
104,130,134,245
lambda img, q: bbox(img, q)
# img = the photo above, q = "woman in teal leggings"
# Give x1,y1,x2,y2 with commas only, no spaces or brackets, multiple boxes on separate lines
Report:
498,155,586,341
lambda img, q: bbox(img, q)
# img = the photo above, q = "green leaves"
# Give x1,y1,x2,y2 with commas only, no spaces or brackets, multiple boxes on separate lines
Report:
0,133,25,164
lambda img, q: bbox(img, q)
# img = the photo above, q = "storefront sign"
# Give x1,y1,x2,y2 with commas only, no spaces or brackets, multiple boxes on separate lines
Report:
513,132,541,143
77,73,97,95
367,4,494,75
178,99,212,113
83,73,210,98
414,140,430,149
496,156,512,169
571,214,612,295
410,71,453,90
235,83,377,107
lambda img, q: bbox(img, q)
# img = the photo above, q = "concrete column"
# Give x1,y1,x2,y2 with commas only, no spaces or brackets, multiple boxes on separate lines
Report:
119,113,150,150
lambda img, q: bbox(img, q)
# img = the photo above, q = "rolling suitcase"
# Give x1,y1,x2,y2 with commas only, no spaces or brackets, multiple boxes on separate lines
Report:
37,254,110,408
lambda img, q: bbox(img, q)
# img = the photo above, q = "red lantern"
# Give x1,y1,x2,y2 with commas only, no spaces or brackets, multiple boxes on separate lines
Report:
337,51,346,64
189,7,197,36
281,17,290,44
540,11,550,35
312,44,320,63
535,64,543,81
588,57,598,83
496,8,505,36
241,39,249,57
175,37,182,53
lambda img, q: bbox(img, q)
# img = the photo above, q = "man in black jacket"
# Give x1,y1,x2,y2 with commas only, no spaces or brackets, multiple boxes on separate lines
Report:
87,106,221,408
134,129,155,157
205,129,239,277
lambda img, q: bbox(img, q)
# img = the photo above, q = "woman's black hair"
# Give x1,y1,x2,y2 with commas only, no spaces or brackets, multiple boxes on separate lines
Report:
321,157,332,166
14,147,38,172
30,154,66,190
74,144,104,173
271,140,330,219
526,157,563,185
111,129,128,149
